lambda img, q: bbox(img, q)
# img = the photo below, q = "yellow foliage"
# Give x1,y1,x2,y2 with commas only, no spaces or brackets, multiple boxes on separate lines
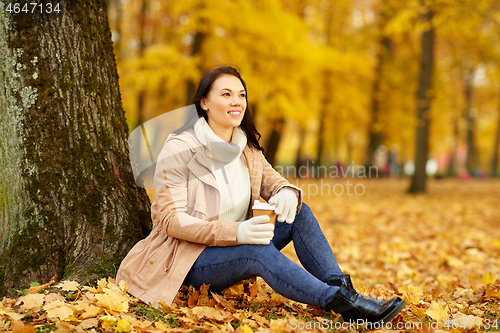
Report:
425,301,450,324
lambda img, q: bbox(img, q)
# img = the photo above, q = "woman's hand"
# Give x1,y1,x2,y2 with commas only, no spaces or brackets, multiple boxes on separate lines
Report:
236,215,274,245
269,188,298,224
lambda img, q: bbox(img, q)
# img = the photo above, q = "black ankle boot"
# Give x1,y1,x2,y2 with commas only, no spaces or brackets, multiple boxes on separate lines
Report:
327,274,386,306
327,274,355,290
327,285,406,324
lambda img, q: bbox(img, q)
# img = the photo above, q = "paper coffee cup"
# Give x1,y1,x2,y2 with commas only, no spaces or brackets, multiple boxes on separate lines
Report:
252,200,276,226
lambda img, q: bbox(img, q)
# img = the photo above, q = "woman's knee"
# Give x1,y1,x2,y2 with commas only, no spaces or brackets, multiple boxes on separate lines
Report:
294,202,315,224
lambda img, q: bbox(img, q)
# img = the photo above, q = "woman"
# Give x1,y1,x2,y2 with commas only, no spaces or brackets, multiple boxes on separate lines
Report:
116,65,406,324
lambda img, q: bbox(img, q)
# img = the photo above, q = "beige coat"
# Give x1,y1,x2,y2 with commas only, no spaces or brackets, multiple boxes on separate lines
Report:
116,128,303,307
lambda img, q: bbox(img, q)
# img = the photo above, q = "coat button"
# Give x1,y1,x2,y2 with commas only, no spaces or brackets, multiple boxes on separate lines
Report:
250,159,254,162
191,164,194,167
205,177,208,180
149,260,153,264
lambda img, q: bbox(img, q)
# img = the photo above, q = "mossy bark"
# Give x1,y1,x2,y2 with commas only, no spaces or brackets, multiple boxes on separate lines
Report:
0,0,151,296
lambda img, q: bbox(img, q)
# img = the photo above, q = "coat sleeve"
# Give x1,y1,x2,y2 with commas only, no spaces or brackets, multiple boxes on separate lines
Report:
153,139,240,247
259,153,303,213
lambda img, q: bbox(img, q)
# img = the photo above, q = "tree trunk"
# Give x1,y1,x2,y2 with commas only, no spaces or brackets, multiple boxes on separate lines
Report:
295,124,306,170
365,5,392,168
463,73,477,173
490,93,500,177
316,106,326,168
186,31,204,105
264,118,285,166
408,8,434,193
0,0,151,297
135,0,147,128
365,37,391,168
447,115,459,177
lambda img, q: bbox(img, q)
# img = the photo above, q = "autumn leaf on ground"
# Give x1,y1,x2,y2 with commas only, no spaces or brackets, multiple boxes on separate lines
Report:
398,285,423,305
425,301,449,324
452,312,482,328
115,318,133,332
191,306,230,322
19,293,45,312
74,300,103,319
0,308,25,321
224,284,244,296
100,315,117,328
56,280,80,292
11,320,36,333
482,272,497,285
95,290,129,314
43,300,75,321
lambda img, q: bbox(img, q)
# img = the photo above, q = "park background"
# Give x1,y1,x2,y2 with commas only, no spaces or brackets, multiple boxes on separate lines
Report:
1,0,500,332
109,0,500,182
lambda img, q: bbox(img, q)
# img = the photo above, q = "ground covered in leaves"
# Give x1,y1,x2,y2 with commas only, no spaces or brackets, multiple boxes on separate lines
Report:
1,179,500,332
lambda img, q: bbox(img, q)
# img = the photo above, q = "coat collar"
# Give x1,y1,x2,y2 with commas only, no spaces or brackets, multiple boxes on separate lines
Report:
172,127,254,171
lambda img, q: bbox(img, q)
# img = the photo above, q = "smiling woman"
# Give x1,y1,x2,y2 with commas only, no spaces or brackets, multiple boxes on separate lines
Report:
200,74,247,142
116,65,406,325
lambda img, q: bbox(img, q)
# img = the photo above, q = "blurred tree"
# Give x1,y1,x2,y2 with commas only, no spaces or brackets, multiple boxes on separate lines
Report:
265,117,286,166
365,2,393,168
491,92,500,176
409,4,434,193
136,0,148,129
0,1,151,296
463,67,477,173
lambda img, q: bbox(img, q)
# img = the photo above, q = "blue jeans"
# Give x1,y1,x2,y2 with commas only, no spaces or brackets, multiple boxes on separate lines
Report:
182,203,344,308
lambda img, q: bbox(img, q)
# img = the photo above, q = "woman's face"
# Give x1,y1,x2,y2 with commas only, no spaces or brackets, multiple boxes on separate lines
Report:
201,74,247,139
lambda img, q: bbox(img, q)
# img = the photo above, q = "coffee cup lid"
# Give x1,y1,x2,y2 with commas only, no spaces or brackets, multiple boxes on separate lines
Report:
252,200,276,210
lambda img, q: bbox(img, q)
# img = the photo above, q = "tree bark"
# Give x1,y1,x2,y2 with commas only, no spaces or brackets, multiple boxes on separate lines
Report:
408,7,434,193
0,0,151,296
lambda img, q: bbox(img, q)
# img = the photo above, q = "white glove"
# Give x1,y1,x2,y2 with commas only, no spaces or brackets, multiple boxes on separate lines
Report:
236,215,274,245
268,188,298,224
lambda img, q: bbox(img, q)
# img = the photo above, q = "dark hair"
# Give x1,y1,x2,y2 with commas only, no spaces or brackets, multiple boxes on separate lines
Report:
192,65,264,152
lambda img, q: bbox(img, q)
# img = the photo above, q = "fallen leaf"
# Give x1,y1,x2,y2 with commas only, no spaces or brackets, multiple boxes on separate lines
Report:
425,301,449,324
482,273,497,285
43,300,75,321
224,284,244,296
115,318,132,332
235,323,253,333
0,310,24,321
155,321,170,331
11,320,36,333
95,290,129,314
398,285,423,305
55,321,74,333
118,280,129,293
188,290,199,307
74,301,102,319
452,312,482,328
100,315,117,328
77,318,98,330
191,306,230,322
19,293,45,311
56,280,80,291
